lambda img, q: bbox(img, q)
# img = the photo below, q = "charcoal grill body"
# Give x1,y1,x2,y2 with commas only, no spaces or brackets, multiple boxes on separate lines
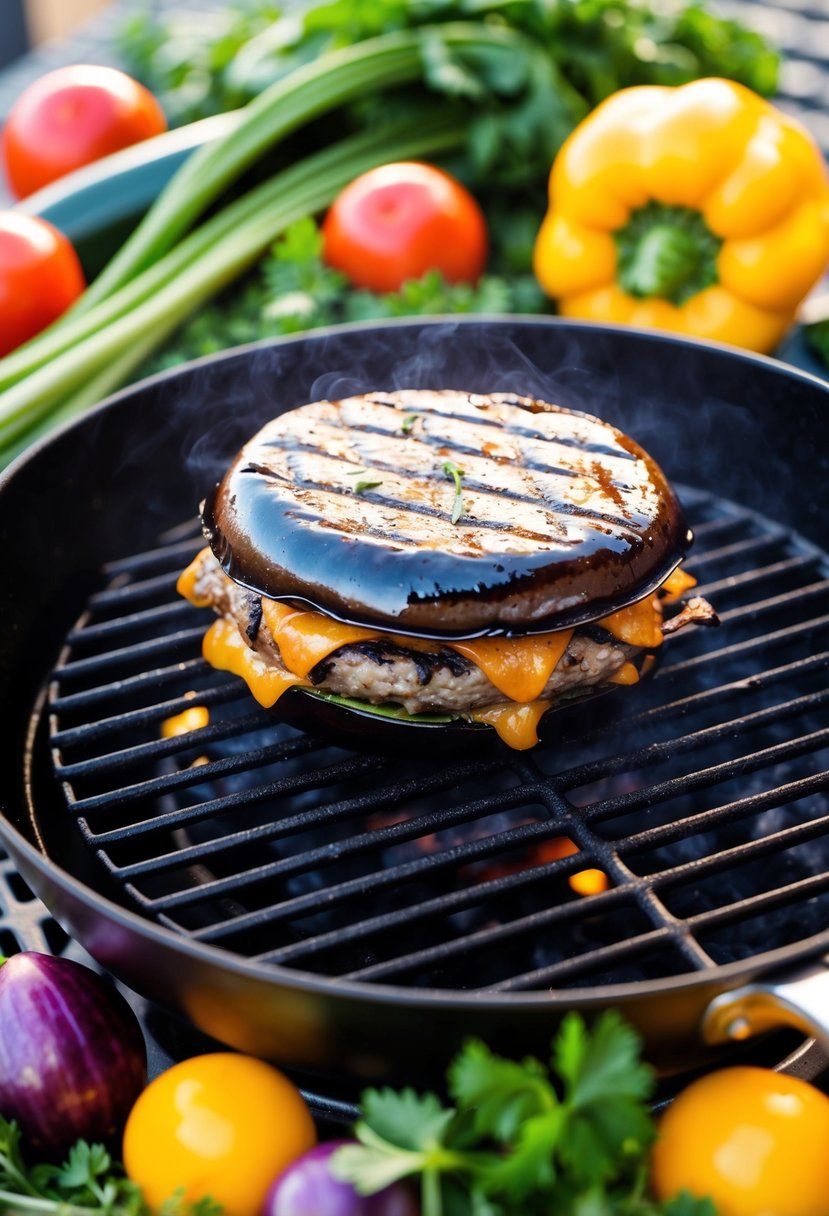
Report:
0,317,827,1083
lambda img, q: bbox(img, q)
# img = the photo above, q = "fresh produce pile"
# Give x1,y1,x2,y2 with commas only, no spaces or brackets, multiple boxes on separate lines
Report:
6,0,829,470
5,949,829,1216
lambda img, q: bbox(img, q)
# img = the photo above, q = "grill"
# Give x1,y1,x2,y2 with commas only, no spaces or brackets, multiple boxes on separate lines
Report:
42,482,829,998
4,315,829,1084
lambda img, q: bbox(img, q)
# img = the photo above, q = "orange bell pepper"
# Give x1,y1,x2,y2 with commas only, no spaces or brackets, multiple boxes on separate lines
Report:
533,78,829,353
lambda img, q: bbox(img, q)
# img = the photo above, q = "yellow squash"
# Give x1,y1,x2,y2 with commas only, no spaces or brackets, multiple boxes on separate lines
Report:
533,78,829,352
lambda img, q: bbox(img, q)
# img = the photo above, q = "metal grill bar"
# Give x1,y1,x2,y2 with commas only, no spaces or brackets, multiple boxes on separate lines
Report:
56,706,279,782
52,683,242,750
83,750,387,840
576,718,829,821
660,612,829,677
333,782,829,986
93,760,504,863
128,790,560,923
53,626,207,685
255,772,828,975
67,601,196,647
73,733,318,820
43,488,829,996
51,659,211,714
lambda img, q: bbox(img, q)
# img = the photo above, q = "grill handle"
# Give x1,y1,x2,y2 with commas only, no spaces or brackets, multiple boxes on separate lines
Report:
703,958,829,1048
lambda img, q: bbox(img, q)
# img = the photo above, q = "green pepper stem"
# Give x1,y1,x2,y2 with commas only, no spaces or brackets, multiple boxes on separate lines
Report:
615,203,722,306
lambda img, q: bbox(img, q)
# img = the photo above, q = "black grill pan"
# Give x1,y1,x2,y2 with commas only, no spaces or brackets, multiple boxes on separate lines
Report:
1,316,828,1085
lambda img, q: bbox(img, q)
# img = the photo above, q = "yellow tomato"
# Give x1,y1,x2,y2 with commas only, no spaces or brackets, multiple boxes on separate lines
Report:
650,1065,829,1216
122,1052,317,1216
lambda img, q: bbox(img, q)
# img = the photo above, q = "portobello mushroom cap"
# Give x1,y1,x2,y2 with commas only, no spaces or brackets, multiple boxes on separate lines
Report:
202,389,692,639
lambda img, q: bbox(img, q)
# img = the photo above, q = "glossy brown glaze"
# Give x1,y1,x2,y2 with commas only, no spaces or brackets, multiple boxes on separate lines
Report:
203,390,692,637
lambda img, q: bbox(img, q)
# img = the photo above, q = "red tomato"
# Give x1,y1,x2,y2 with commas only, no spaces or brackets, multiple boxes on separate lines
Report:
322,161,488,292
0,212,85,356
2,65,167,199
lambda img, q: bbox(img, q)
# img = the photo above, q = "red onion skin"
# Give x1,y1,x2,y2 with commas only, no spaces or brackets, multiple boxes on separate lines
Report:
264,1140,420,1216
0,952,147,1160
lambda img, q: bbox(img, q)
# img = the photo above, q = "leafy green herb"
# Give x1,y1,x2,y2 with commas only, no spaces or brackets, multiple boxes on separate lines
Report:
0,1118,143,1216
442,460,465,523
805,317,829,371
0,1117,222,1216
119,0,779,133
136,219,548,378
354,478,384,493
334,1011,719,1216
401,413,419,434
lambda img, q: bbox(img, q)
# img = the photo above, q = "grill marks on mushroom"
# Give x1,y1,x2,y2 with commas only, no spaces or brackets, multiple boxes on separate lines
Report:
203,389,692,635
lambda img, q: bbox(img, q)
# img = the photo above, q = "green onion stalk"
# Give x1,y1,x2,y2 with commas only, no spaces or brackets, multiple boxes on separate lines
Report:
0,114,465,465
0,22,531,468
71,22,529,313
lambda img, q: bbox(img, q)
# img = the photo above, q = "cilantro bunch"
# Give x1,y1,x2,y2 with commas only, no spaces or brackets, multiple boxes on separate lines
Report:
333,1011,717,1216
0,1119,217,1216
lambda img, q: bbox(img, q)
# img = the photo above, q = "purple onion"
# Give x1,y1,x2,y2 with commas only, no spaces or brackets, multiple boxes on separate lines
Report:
0,952,147,1159
263,1140,419,1216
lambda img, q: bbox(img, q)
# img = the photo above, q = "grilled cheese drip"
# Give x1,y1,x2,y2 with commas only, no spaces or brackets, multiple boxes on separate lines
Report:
203,617,310,707
470,700,552,750
261,600,378,678
608,661,641,686
597,595,664,648
179,548,696,736
448,632,574,702
660,566,698,603
176,559,212,607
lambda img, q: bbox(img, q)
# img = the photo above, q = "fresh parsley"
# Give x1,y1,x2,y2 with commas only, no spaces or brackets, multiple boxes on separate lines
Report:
0,1118,220,1216
333,1011,719,1216
139,217,546,378
441,460,465,524
119,1,778,137
0,1121,144,1216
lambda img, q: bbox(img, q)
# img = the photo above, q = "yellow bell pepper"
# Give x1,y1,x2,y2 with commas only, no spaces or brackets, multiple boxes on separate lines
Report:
533,78,829,353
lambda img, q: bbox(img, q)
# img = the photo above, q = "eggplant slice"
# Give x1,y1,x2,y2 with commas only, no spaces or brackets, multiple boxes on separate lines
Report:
202,389,693,637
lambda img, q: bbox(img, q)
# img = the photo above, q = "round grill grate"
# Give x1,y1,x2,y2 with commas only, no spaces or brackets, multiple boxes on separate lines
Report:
34,485,829,1001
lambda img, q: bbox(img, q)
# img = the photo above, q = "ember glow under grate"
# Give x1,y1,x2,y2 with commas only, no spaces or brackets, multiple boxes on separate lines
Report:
44,485,829,996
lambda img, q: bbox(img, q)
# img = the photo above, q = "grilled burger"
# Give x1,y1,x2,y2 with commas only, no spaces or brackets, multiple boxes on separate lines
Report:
178,390,716,749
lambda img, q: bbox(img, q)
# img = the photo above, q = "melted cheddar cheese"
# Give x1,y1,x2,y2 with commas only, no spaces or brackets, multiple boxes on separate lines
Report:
261,600,378,678
179,548,697,747
203,617,311,707
450,632,574,703
469,700,552,749
607,661,641,686
660,566,697,604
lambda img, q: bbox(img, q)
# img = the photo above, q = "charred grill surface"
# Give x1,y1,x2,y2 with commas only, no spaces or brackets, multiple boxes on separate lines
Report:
204,391,692,636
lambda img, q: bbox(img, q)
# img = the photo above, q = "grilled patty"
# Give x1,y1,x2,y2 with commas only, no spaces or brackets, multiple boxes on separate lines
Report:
203,390,693,637
185,548,719,715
